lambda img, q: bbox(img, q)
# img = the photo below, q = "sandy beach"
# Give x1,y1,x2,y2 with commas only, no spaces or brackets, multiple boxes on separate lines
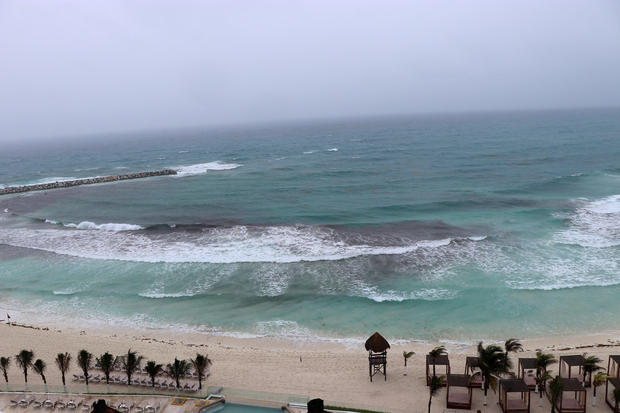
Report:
1,321,620,413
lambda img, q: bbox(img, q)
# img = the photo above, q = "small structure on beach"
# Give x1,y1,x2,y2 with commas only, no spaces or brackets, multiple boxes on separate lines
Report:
446,374,472,409
499,379,531,413
547,378,586,413
606,377,620,413
517,358,538,390
605,356,620,413
365,332,390,382
559,355,586,385
608,355,620,379
465,356,482,388
426,354,450,386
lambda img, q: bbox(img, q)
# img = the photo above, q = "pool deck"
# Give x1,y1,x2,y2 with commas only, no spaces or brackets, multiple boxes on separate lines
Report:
0,393,225,413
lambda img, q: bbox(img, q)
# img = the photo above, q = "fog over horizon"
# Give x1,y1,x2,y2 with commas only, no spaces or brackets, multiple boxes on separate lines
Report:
1,0,620,142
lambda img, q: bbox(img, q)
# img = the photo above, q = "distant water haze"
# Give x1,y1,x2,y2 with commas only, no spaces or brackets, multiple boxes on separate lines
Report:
1,0,620,142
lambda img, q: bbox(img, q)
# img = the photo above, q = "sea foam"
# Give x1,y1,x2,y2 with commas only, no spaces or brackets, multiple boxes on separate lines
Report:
63,221,144,231
0,225,478,264
174,161,241,177
554,194,620,248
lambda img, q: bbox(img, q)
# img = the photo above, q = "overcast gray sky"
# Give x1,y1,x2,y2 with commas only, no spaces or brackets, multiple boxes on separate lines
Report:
1,0,620,141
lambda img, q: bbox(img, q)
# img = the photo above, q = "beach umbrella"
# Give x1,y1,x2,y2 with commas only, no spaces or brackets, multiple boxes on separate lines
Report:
365,332,390,353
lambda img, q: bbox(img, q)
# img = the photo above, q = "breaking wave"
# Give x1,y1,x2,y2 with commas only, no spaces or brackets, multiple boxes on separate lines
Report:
0,223,483,264
554,195,620,248
173,161,242,177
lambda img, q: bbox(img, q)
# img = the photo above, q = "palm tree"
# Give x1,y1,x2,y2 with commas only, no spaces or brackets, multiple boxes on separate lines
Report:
503,338,523,371
582,353,603,387
403,351,414,376
97,352,116,386
428,346,447,377
76,349,93,388
472,342,508,405
549,375,564,413
592,371,609,406
15,350,34,386
535,370,551,407
428,375,444,413
55,353,71,389
32,359,47,391
535,351,557,392
0,356,9,386
144,361,163,388
190,353,212,390
119,349,143,386
166,358,190,389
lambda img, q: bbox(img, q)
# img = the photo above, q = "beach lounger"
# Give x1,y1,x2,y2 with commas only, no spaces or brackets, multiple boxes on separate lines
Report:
43,399,55,409
19,398,35,407
55,400,67,409
32,399,44,408
10,399,20,407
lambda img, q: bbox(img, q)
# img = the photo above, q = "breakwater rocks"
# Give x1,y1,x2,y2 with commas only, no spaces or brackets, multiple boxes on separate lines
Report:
0,169,178,195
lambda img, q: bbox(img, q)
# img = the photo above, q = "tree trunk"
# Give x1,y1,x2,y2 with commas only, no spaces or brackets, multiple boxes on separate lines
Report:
198,376,202,390
428,396,432,413
24,368,28,383
593,387,597,406
483,385,488,405
61,372,66,386
176,377,180,389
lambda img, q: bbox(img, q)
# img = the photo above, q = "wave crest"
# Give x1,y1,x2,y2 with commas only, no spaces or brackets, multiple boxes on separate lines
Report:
174,161,241,177
0,224,483,263
554,195,620,247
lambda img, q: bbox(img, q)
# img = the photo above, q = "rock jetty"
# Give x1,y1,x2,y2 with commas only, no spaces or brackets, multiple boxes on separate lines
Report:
0,169,178,195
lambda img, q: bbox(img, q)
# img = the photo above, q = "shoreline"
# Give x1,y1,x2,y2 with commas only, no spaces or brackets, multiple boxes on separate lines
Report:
2,318,620,413
3,297,620,348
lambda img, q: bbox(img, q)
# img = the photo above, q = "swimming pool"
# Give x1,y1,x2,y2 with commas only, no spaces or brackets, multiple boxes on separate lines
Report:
204,402,283,413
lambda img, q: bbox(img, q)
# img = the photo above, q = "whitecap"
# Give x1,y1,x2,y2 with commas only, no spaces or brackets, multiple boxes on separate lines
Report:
63,221,144,231
362,288,458,302
138,292,197,299
303,150,317,154
554,194,620,247
327,148,339,152
0,225,464,264
173,161,242,177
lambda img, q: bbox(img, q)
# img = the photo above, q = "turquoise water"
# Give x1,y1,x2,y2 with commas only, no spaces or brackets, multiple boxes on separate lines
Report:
206,403,280,413
1,108,620,341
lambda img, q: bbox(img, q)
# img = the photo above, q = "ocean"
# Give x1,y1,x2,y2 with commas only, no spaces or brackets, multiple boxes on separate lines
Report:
1,108,620,343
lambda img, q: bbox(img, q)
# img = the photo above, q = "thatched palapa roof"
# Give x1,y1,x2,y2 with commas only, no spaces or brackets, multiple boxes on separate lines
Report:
365,332,390,353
